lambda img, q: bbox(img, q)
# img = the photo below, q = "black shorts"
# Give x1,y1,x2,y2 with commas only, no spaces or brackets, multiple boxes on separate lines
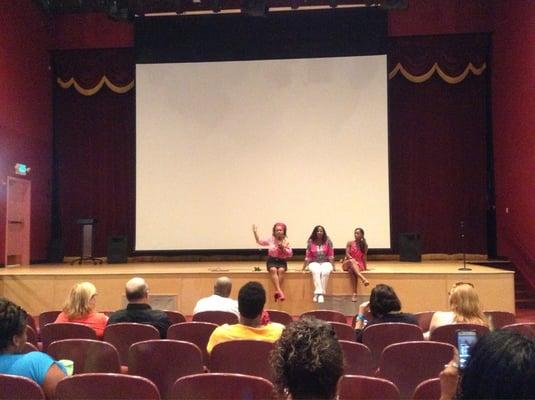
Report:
266,257,288,271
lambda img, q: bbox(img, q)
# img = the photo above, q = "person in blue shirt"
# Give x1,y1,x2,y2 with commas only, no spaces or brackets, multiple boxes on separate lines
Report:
0,298,66,398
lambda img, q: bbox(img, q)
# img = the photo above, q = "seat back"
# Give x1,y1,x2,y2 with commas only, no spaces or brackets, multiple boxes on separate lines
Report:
430,323,490,347
266,310,293,326
128,340,203,400
104,323,160,366
378,341,454,399
209,340,274,381
412,377,441,400
164,311,187,325
414,311,435,332
339,340,374,376
38,311,61,334
300,310,347,323
55,373,160,400
26,315,38,335
329,322,356,341
170,373,275,400
192,311,238,325
25,325,38,346
40,322,97,352
47,339,121,374
503,322,535,338
338,375,400,400
166,322,217,365
0,373,46,400
362,323,424,366
484,311,516,329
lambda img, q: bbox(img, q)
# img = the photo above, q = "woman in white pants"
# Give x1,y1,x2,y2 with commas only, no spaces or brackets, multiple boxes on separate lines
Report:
302,225,335,303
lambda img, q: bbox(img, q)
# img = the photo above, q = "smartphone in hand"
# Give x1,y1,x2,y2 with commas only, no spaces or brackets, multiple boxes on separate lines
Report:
457,329,478,370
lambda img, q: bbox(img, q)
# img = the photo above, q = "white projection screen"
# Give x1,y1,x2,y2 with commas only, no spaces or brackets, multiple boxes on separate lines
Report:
136,55,390,251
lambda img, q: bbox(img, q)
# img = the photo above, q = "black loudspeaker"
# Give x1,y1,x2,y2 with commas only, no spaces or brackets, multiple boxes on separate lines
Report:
399,233,421,262
107,236,128,264
47,238,64,263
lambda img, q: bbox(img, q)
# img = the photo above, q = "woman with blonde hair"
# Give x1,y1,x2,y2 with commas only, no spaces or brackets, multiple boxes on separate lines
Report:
426,282,488,338
55,282,108,338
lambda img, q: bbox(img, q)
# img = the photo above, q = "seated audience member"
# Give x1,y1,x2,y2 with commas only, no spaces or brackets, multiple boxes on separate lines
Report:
426,282,488,339
0,298,66,398
206,281,284,353
193,276,239,317
55,281,108,338
107,277,171,338
440,330,535,400
355,283,418,341
271,317,343,400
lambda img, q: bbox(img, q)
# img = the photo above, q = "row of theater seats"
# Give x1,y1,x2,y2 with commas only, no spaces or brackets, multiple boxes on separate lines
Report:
0,371,443,400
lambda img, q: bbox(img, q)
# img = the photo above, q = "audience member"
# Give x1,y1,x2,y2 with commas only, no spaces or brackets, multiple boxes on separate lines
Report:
426,282,488,339
271,317,343,400
0,298,66,398
107,277,171,338
55,281,108,338
206,281,284,353
193,276,239,317
440,329,535,400
355,283,418,341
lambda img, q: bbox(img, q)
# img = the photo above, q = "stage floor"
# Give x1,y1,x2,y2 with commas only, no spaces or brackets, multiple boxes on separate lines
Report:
0,260,514,316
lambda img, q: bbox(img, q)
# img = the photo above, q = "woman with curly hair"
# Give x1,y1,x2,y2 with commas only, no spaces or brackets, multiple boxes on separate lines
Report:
0,298,66,398
302,225,335,304
55,281,108,338
270,317,343,400
426,282,488,339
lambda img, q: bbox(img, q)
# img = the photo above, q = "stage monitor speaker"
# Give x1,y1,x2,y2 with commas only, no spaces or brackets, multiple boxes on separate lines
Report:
107,236,128,264
47,238,64,263
399,232,421,262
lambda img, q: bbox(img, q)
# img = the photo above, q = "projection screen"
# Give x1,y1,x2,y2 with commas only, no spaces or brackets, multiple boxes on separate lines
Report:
136,55,390,251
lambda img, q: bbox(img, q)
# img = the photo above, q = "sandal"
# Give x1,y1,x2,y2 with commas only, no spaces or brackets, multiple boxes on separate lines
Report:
363,279,370,287
274,292,280,302
351,293,358,302
278,291,286,301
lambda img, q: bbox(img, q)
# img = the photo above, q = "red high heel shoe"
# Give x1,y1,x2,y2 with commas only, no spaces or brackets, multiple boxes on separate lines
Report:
278,291,285,301
274,292,280,302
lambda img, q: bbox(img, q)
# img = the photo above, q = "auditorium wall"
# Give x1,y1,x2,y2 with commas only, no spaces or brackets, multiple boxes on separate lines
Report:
0,2,53,265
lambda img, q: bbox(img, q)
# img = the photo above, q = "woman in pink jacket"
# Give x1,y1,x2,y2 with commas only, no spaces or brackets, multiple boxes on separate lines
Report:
253,223,293,301
341,227,370,302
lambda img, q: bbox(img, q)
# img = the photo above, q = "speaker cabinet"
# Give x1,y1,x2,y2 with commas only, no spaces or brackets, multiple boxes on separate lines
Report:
399,233,421,262
107,236,128,264
47,238,64,263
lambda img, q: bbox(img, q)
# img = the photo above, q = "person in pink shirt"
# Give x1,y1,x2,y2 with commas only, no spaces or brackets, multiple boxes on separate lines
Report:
253,223,292,301
55,282,108,338
341,227,370,302
302,225,335,304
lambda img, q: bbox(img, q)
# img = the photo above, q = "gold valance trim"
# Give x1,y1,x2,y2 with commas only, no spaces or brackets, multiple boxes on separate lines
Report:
57,76,134,95
388,62,486,84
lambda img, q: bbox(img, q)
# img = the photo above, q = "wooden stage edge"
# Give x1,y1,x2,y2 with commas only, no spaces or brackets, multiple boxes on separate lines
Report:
0,260,515,316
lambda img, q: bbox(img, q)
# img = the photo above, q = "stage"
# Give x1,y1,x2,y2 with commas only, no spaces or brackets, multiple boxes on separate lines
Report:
0,260,514,317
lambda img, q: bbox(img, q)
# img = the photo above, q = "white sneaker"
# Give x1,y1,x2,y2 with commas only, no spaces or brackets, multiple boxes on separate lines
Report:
313,294,318,302
317,295,324,303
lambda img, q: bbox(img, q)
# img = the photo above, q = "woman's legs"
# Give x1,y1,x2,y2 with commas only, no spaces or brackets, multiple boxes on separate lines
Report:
277,268,286,300
308,262,323,298
269,267,283,300
319,262,333,295
345,260,368,301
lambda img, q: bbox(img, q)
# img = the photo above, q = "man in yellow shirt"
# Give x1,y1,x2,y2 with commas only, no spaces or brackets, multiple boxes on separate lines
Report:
206,281,285,353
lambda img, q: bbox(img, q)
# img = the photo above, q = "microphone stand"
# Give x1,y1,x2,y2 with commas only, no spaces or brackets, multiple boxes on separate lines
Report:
458,220,472,271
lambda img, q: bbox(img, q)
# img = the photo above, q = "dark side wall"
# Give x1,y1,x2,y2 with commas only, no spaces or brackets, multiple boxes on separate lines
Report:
0,2,53,264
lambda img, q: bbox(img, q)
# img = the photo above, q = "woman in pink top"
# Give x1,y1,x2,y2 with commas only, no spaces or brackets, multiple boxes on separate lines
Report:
302,225,335,304
253,223,292,301
55,282,108,338
341,227,370,302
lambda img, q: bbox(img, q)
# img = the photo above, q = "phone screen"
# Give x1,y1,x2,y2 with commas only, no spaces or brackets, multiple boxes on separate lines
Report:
457,330,478,370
